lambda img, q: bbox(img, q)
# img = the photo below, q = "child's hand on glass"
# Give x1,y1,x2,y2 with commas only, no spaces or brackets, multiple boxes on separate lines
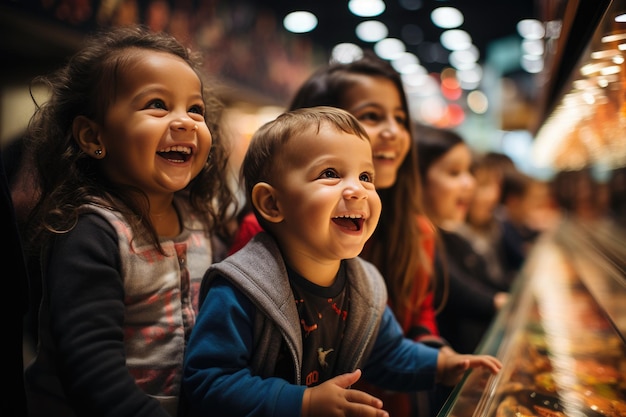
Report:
436,348,502,386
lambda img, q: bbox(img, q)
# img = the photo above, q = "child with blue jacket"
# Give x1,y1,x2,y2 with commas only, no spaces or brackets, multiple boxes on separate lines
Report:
183,107,501,417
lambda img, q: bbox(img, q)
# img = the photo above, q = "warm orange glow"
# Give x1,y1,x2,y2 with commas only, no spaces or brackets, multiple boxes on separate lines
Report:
441,82,462,100
447,103,465,126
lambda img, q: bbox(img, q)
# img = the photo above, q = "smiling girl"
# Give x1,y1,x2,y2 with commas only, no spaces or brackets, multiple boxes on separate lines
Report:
23,26,236,417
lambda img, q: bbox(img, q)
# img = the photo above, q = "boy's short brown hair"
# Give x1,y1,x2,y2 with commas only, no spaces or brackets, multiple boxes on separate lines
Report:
242,106,370,227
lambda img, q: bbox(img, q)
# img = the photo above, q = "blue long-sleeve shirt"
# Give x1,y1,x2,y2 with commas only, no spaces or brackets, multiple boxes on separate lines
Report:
183,232,439,417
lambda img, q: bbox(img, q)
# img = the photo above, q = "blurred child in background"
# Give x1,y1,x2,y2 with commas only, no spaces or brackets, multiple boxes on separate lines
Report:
415,125,510,355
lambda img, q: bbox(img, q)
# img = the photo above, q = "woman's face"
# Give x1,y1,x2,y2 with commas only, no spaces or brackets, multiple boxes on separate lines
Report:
423,143,476,227
341,75,410,189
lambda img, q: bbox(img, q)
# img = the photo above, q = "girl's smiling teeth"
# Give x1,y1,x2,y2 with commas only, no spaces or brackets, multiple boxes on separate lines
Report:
332,214,365,231
157,145,193,163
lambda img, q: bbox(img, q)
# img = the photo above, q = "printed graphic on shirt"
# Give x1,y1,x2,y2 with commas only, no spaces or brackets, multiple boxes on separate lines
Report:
292,289,349,386
317,347,334,368
288,263,350,386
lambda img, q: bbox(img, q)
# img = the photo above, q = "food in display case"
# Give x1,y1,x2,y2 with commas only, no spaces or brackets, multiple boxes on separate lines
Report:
440,228,626,417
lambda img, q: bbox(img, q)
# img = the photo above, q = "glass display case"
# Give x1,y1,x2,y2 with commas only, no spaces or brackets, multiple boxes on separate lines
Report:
438,218,626,417
438,0,626,413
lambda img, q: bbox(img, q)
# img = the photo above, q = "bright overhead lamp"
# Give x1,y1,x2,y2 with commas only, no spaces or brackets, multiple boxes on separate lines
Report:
356,20,388,42
374,38,406,60
602,32,626,43
449,49,478,71
331,43,364,63
522,39,544,56
440,29,472,50
348,0,386,17
283,11,318,33
391,52,420,73
517,19,545,40
431,7,464,29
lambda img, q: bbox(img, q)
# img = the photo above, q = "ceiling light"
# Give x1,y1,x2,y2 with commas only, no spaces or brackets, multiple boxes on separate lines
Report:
348,0,385,17
590,48,620,59
391,52,420,73
356,20,388,42
283,11,318,33
467,90,489,114
431,7,464,29
448,46,479,69
601,32,626,43
456,66,483,89
449,55,476,71
572,79,591,90
600,65,621,75
522,39,544,56
517,19,545,40
521,55,544,73
331,43,364,63
596,77,609,88
440,29,472,50
580,61,610,76
374,38,406,60
401,70,429,89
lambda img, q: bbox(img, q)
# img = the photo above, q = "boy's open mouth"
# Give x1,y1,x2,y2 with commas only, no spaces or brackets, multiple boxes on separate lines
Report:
157,146,192,163
332,215,364,231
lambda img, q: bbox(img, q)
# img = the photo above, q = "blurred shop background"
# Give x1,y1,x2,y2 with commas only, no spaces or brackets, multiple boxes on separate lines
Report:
6,4,626,414
1,0,625,184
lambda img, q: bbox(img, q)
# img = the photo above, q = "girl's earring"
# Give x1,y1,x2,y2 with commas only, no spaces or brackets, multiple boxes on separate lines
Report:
95,148,103,157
